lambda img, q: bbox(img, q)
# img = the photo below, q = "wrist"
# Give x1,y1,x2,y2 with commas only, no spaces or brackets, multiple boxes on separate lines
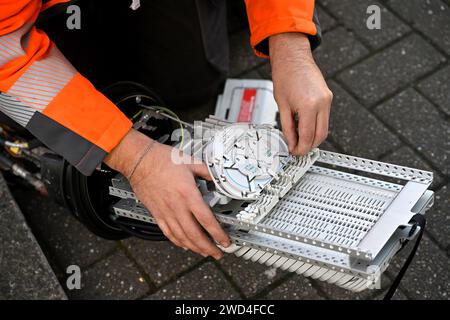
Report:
104,129,155,178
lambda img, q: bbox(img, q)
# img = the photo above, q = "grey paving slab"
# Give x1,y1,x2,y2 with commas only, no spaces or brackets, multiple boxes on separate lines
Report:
381,146,444,190
12,189,117,270
426,184,450,250
417,65,450,116
388,289,409,300
312,279,376,300
123,238,204,286
373,278,409,300
69,250,148,300
314,27,369,77
386,235,450,300
320,0,410,49
229,30,266,77
378,290,409,300
375,89,450,175
317,6,337,33
388,0,450,55
337,34,444,106
319,140,340,153
264,276,324,300
327,81,401,158
0,174,66,300
147,262,240,299
217,253,288,297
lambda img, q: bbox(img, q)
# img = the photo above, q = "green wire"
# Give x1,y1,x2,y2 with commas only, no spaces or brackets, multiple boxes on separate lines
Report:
131,109,143,122
145,105,185,147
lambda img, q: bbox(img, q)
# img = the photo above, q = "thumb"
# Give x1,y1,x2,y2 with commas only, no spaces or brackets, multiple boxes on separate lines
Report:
190,162,212,181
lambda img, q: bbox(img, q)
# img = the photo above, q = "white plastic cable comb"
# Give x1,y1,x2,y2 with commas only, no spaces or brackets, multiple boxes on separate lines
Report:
108,116,434,293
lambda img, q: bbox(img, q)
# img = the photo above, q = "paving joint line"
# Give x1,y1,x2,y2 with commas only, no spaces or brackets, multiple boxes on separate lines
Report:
324,30,416,82
116,240,158,295
430,179,449,193
308,278,338,300
248,272,298,300
211,259,249,299
414,81,450,121
364,60,448,111
375,146,402,162
332,76,449,181
316,2,376,52
322,136,347,155
382,0,450,60
424,229,449,254
78,245,120,272
333,41,447,111
143,257,212,297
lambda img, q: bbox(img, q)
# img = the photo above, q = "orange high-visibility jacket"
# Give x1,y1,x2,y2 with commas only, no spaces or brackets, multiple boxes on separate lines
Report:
0,0,320,175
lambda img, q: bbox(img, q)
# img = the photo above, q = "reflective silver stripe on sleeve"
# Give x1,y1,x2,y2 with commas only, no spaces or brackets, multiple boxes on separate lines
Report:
0,93,36,126
7,46,77,112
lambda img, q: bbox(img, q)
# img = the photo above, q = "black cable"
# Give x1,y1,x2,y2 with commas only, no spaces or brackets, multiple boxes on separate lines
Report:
114,216,167,241
383,214,426,300
102,81,165,106
116,222,167,241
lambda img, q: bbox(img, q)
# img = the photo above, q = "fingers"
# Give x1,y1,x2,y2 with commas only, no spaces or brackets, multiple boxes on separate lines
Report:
153,182,228,259
278,105,298,153
190,162,212,181
188,190,230,248
178,212,224,260
156,219,183,248
166,216,205,253
155,205,220,258
295,108,317,156
312,108,330,148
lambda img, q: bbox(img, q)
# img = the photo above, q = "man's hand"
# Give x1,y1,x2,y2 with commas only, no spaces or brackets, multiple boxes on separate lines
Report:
269,33,333,155
104,129,230,260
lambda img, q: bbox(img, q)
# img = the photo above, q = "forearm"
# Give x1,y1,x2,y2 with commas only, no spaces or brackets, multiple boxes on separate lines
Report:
268,32,332,155
269,33,315,66
103,129,153,179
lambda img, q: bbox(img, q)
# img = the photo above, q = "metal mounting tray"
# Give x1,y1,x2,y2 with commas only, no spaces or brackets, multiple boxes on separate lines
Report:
108,117,434,291
109,150,433,291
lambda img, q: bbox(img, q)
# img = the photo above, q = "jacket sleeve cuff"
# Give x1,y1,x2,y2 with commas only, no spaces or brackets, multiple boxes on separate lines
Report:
38,73,133,175
250,16,320,58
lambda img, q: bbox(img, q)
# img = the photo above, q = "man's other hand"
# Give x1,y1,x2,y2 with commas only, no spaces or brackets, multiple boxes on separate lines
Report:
269,33,333,156
104,129,230,259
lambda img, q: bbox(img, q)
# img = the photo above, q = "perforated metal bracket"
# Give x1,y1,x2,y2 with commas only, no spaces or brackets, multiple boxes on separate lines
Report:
318,150,433,184
215,212,374,260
